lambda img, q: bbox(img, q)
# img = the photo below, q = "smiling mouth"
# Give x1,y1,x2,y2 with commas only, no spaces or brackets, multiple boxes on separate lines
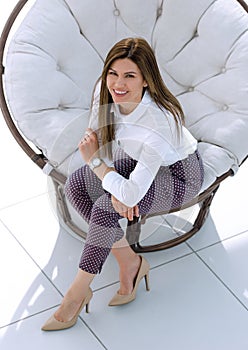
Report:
113,89,128,96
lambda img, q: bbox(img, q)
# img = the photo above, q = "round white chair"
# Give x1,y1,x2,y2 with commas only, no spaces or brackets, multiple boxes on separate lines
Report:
1,0,248,251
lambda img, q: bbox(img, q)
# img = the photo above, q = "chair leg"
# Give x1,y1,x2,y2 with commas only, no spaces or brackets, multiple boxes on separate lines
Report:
126,216,142,250
126,186,220,253
53,179,88,240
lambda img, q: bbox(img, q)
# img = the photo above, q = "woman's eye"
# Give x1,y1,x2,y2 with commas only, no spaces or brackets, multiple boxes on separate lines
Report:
126,74,134,78
108,71,117,76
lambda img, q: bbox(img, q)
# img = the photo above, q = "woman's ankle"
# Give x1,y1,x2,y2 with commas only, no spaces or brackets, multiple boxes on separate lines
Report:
118,255,141,294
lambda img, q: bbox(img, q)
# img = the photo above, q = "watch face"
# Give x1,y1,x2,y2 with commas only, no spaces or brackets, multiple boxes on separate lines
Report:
92,158,101,167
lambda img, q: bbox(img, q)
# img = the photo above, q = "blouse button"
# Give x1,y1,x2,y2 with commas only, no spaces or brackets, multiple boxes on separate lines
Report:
114,9,120,16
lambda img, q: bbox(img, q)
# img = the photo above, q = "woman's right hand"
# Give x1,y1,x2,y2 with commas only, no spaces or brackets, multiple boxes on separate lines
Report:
78,128,99,164
111,195,139,221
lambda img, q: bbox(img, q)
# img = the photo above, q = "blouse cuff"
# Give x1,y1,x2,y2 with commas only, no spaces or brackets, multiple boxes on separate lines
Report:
102,170,122,194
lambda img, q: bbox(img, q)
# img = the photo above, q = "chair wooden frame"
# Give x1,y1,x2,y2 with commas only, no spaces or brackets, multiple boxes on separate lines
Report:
1,0,247,253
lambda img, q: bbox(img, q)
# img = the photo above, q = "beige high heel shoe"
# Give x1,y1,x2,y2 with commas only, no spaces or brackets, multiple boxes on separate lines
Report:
108,256,150,306
41,288,93,331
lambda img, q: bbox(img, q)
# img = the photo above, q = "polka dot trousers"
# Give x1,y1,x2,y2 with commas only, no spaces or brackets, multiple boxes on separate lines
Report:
64,148,204,274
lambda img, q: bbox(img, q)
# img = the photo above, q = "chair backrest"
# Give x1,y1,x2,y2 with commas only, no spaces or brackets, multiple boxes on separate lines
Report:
3,0,248,189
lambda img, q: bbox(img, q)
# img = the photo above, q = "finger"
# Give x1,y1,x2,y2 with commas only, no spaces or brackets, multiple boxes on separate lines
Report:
84,132,91,142
112,196,125,215
81,129,91,142
79,139,87,148
85,128,95,139
127,207,133,221
111,197,121,213
119,207,128,218
79,139,85,146
134,205,139,217
119,208,127,218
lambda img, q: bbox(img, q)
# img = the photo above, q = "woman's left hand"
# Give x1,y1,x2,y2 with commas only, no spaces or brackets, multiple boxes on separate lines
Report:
111,195,139,221
78,128,99,164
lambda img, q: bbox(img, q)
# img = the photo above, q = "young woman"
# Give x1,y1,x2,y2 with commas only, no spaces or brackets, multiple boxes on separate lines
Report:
42,37,204,331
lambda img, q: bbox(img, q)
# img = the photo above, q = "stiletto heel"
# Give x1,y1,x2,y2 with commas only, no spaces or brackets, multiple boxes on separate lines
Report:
85,299,91,314
144,272,150,291
41,288,93,331
108,256,150,306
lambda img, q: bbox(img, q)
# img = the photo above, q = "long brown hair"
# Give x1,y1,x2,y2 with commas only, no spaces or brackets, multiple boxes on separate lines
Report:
98,37,184,158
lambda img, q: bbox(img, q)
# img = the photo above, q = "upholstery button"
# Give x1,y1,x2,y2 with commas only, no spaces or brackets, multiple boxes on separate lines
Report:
221,67,226,73
157,7,163,17
222,105,228,111
113,9,120,16
58,104,65,110
193,30,199,38
188,87,194,92
56,64,61,71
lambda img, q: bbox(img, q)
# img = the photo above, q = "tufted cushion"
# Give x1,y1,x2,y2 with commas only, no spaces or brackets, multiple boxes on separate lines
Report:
4,0,248,194
5,0,102,167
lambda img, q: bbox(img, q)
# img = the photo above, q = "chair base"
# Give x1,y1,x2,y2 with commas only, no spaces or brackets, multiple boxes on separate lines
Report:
126,186,219,252
51,169,233,252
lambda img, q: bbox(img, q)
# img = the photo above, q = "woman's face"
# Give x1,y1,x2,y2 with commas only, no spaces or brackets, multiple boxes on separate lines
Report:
106,58,147,114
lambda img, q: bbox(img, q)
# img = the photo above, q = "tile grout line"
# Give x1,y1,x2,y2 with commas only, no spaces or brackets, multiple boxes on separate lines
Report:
190,228,248,254
185,240,248,312
147,250,195,271
78,317,109,350
0,305,60,330
0,306,109,350
0,191,52,212
197,252,248,311
0,218,64,295
0,218,110,349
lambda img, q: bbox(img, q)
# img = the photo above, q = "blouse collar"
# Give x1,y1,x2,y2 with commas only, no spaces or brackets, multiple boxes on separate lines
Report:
112,90,152,124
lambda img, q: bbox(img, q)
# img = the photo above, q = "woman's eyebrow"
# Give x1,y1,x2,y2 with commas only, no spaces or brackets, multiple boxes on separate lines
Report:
109,67,138,75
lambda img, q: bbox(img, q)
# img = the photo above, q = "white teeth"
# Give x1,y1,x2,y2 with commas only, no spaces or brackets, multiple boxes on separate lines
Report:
114,90,127,95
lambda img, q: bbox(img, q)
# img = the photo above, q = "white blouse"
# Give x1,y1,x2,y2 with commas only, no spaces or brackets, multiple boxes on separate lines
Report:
91,91,197,207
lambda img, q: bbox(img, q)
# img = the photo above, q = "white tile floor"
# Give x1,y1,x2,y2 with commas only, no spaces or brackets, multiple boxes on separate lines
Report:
1,112,248,350
1,2,248,349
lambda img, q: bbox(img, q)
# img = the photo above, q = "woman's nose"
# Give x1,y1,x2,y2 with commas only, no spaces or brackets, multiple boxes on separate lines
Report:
115,76,125,87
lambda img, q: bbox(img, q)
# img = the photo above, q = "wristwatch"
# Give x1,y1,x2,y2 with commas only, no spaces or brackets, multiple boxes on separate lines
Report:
89,157,103,171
